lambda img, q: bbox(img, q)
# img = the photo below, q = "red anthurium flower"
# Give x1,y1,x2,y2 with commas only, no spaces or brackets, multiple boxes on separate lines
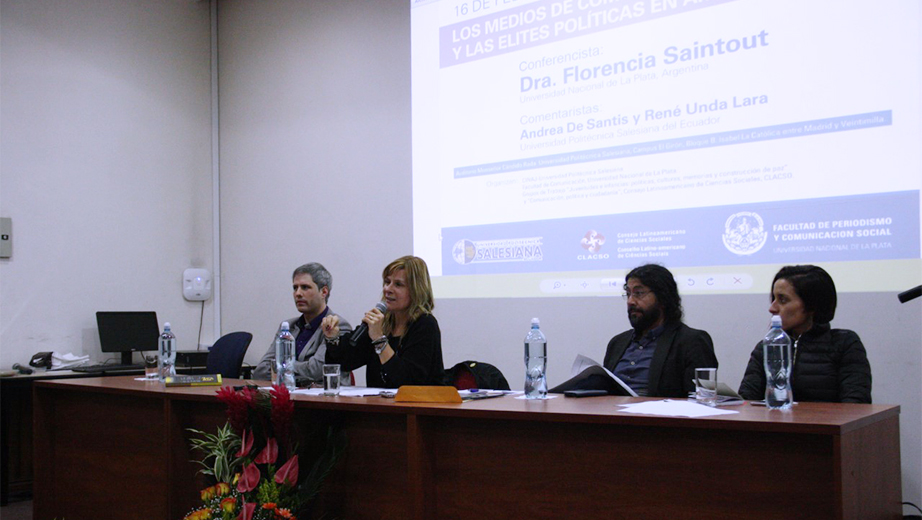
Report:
274,454,299,486
238,500,256,520
255,437,278,464
236,428,253,458
236,462,260,493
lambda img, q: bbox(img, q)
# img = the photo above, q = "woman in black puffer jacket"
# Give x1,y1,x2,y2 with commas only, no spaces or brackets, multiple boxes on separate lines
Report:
738,265,871,403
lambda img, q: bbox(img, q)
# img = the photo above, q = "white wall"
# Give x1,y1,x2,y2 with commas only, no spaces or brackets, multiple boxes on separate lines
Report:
216,0,922,505
217,0,414,364
0,0,214,361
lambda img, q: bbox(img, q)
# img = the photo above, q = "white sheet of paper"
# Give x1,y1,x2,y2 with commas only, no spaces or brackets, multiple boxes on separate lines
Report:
340,387,392,397
619,399,739,418
562,354,638,397
290,386,391,397
571,354,601,376
458,389,510,397
291,388,325,395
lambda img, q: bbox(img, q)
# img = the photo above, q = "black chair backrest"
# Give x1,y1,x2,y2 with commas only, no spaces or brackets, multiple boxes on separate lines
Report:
446,360,511,391
205,331,253,379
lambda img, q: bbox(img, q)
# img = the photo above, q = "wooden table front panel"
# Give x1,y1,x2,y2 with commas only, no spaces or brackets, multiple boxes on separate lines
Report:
34,389,167,520
30,378,902,520
424,416,836,520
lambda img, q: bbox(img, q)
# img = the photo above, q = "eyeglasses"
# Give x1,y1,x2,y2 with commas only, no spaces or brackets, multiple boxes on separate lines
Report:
622,288,651,301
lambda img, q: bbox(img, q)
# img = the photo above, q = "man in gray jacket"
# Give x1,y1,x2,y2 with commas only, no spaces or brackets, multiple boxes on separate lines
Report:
253,262,351,383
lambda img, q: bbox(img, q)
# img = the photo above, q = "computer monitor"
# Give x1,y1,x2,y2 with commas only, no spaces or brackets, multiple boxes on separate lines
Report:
95,311,160,365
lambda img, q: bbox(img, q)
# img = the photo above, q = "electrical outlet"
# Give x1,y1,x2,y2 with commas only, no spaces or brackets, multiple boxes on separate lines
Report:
183,268,212,301
0,218,11,259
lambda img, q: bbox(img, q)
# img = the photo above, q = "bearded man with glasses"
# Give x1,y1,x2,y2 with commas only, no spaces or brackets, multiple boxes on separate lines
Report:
603,264,718,397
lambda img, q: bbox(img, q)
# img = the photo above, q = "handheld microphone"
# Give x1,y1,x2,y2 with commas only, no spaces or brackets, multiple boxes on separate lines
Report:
898,285,922,304
12,363,33,375
350,301,388,345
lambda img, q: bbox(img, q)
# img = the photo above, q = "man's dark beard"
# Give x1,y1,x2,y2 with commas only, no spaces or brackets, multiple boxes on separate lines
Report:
628,304,662,334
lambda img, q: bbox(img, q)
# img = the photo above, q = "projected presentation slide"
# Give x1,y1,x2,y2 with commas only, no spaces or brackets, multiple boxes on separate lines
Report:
411,0,921,297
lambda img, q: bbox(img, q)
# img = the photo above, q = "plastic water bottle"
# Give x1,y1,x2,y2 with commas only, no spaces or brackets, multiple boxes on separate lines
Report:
763,315,793,409
158,322,177,382
275,322,296,390
524,318,547,399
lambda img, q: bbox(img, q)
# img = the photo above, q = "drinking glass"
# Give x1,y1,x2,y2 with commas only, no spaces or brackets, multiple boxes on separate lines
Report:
323,364,341,396
694,367,718,406
143,354,159,380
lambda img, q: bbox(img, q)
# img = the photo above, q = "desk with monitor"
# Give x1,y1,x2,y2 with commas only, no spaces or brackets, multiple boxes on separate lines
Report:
32,376,902,520
2,310,219,506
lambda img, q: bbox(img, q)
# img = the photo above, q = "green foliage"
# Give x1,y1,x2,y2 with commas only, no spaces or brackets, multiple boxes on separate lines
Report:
255,476,282,506
186,388,350,519
187,422,244,484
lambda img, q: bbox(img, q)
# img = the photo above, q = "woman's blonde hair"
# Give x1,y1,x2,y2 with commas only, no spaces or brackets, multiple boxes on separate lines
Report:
381,255,434,335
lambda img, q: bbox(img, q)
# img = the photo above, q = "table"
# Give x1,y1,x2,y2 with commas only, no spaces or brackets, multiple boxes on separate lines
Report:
1,365,214,506
32,377,902,520
1,370,117,506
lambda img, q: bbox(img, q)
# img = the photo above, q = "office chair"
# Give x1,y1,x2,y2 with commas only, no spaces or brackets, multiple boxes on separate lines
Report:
205,331,253,379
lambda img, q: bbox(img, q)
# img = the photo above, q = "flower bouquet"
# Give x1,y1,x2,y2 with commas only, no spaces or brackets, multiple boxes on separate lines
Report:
184,384,346,520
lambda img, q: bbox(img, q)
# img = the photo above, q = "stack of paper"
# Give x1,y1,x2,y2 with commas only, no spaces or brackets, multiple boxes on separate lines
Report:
619,400,740,418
